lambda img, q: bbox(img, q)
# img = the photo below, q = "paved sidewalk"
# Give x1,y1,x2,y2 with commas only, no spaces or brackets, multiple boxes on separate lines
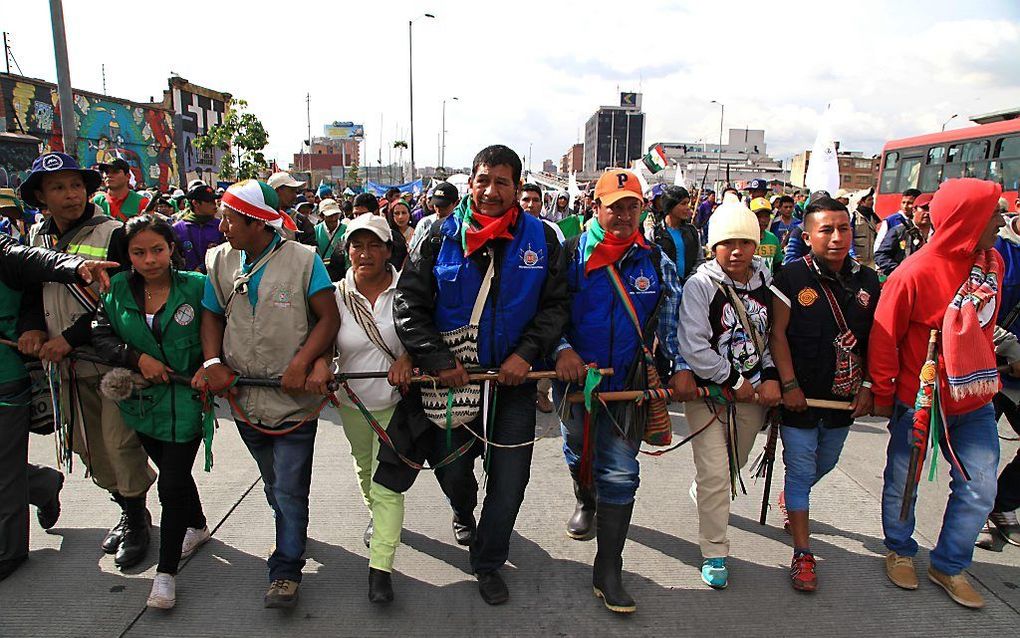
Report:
3,406,1019,637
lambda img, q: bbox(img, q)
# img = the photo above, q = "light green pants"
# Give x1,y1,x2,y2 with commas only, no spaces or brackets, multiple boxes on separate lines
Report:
337,403,405,572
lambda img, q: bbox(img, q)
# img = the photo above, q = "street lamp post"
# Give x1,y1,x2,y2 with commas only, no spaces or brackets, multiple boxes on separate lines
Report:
941,113,958,132
408,13,435,184
48,0,77,154
441,96,458,171
711,100,724,190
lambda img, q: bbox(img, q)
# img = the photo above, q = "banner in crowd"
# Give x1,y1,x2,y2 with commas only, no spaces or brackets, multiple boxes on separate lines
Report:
363,179,424,196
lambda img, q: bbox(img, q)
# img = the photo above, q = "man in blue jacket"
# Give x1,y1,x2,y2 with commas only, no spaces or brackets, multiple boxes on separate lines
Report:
392,144,569,606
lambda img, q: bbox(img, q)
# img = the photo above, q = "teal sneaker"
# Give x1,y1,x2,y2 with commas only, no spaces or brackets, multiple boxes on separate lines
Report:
701,558,728,589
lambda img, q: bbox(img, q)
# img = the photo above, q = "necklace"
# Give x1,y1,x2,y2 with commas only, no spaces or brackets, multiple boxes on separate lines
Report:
145,284,168,301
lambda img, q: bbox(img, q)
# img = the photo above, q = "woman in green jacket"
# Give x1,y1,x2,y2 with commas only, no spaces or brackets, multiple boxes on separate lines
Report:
92,215,212,610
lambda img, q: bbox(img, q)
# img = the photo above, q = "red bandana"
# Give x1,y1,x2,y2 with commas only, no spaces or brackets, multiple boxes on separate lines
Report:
463,206,519,256
584,225,648,275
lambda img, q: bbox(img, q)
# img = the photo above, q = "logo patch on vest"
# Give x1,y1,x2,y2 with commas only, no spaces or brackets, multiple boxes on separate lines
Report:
173,303,195,326
629,269,655,294
797,287,818,307
273,287,294,308
856,289,871,308
518,243,545,269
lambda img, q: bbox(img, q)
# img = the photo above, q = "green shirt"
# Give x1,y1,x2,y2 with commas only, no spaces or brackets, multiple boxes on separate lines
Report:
0,280,25,384
756,230,782,273
314,220,346,264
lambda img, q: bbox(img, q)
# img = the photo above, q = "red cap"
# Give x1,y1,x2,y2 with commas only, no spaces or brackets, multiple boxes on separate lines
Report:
913,193,934,209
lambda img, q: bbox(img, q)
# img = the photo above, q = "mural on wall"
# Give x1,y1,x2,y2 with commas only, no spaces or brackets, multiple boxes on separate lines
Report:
1,77,178,190
0,136,40,190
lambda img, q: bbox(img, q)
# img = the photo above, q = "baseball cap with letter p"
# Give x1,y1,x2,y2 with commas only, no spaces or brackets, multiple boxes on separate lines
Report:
594,169,643,207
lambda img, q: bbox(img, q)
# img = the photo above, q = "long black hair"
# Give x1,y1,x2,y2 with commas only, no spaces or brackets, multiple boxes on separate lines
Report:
123,214,184,270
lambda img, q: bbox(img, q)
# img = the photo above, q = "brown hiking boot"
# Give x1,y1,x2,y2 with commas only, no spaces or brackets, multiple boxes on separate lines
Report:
927,567,985,609
264,579,299,608
885,552,918,590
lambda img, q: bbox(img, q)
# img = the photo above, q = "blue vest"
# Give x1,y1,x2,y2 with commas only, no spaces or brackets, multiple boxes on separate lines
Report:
567,233,662,391
433,213,548,367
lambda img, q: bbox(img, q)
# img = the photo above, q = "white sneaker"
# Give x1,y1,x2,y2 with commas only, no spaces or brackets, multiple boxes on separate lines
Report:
181,526,211,559
147,573,176,609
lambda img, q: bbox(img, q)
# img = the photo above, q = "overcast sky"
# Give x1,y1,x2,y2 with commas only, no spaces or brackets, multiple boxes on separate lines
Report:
6,0,1020,171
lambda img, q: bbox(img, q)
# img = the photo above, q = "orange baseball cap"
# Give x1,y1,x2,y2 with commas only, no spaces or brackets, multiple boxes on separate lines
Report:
595,169,644,207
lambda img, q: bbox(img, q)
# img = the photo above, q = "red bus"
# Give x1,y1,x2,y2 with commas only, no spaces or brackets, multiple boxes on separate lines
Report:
875,118,1020,216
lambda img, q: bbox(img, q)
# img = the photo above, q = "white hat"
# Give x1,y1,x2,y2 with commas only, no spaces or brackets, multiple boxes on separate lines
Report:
187,178,208,191
707,200,760,249
343,211,392,245
267,172,306,190
319,198,341,217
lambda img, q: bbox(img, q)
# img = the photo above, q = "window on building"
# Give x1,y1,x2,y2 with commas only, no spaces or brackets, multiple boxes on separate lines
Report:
854,159,872,169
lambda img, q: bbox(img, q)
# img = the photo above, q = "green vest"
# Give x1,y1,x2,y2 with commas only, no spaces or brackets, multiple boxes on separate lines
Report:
314,220,346,264
0,280,26,384
93,191,148,221
101,269,207,442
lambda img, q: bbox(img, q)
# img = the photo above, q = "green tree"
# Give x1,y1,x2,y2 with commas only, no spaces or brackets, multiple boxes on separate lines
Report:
345,161,362,189
193,99,269,181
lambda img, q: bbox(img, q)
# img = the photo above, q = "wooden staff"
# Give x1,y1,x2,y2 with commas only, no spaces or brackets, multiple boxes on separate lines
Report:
566,388,853,410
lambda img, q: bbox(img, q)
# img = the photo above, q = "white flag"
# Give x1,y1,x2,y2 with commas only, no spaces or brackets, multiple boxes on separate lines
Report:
629,160,651,196
805,109,840,195
567,171,581,209
673,162,686,187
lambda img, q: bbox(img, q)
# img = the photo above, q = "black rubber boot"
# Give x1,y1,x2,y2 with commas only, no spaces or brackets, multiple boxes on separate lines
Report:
368,567,394,603
101,493,128,554
114,496,151,569
567,479,597,541
592,501,636,614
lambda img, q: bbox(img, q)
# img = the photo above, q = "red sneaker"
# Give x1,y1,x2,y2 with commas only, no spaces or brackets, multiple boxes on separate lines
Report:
790,552,817,592
778,490,790,533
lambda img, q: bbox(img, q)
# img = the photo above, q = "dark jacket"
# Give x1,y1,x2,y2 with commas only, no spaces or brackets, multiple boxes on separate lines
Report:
19,204,129,346
394,209,569,372
775,256,880,428
874,219,925,276
650,220,702,281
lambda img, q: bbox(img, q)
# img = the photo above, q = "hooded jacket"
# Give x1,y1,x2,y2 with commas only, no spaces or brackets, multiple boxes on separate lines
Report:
868,178,1004,416
677,255,778,388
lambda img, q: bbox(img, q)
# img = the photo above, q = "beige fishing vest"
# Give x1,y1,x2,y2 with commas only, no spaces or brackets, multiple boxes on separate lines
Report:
206,239,321,427
30,216,121,379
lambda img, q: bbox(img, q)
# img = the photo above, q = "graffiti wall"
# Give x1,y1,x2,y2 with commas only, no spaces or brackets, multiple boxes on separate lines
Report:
0,74,178,190
0,134,41,190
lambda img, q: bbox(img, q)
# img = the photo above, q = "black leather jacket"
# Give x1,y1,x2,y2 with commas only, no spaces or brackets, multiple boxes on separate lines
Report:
393,214,570,372
0,233,84,290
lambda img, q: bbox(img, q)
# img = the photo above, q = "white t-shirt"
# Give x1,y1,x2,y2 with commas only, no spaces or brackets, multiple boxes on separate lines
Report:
334,265,406,411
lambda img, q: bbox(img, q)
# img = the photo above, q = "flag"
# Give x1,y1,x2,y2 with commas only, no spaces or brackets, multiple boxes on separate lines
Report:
629,160,651,195
642,144,668,174
805,108,840,195
673,161,686,187
567,171,582,209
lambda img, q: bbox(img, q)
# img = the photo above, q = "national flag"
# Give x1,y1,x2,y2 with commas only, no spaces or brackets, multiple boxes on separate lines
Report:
642,144,668,174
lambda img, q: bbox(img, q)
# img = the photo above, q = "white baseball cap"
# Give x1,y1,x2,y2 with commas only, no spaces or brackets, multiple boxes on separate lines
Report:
267,172,306,189
343,211,392,245
319,198,342,217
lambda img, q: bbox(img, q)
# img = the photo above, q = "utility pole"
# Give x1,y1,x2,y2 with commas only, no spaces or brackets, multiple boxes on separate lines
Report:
49,0,77,154
101,63,106,94
3,32,10,74
408,13,435,185
306,92,311,176
440,96,457,171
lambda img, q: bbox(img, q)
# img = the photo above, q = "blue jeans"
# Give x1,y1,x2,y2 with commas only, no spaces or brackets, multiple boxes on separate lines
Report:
556,386,640,506
780,422,850,512
236,420,318,582
881,401,999,575
433,383,536,575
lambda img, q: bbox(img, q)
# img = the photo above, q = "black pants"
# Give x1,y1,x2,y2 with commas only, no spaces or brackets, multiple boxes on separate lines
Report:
138,433,205,575
433,383,537,574
0,378,63,566
992,393,1020,512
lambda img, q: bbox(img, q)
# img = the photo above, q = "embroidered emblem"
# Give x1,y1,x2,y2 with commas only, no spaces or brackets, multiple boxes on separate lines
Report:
273,288,293,308
182,240,194,252
41,154,64,170
633,275,651,292
797,287,818,307
518,244,544,269
856,289,871,308
173,303,195,326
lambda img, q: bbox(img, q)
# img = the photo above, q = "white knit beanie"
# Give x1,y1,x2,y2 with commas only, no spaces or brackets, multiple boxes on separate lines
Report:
707,200,760,249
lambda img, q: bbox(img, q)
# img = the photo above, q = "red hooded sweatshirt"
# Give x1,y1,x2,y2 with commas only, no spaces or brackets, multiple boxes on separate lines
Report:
868,178,1003,416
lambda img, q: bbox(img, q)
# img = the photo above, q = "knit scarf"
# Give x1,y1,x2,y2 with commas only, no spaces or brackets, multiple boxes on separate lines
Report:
180,210,215,224
583,218,648,275
454,195,518,256
941,250,999,401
